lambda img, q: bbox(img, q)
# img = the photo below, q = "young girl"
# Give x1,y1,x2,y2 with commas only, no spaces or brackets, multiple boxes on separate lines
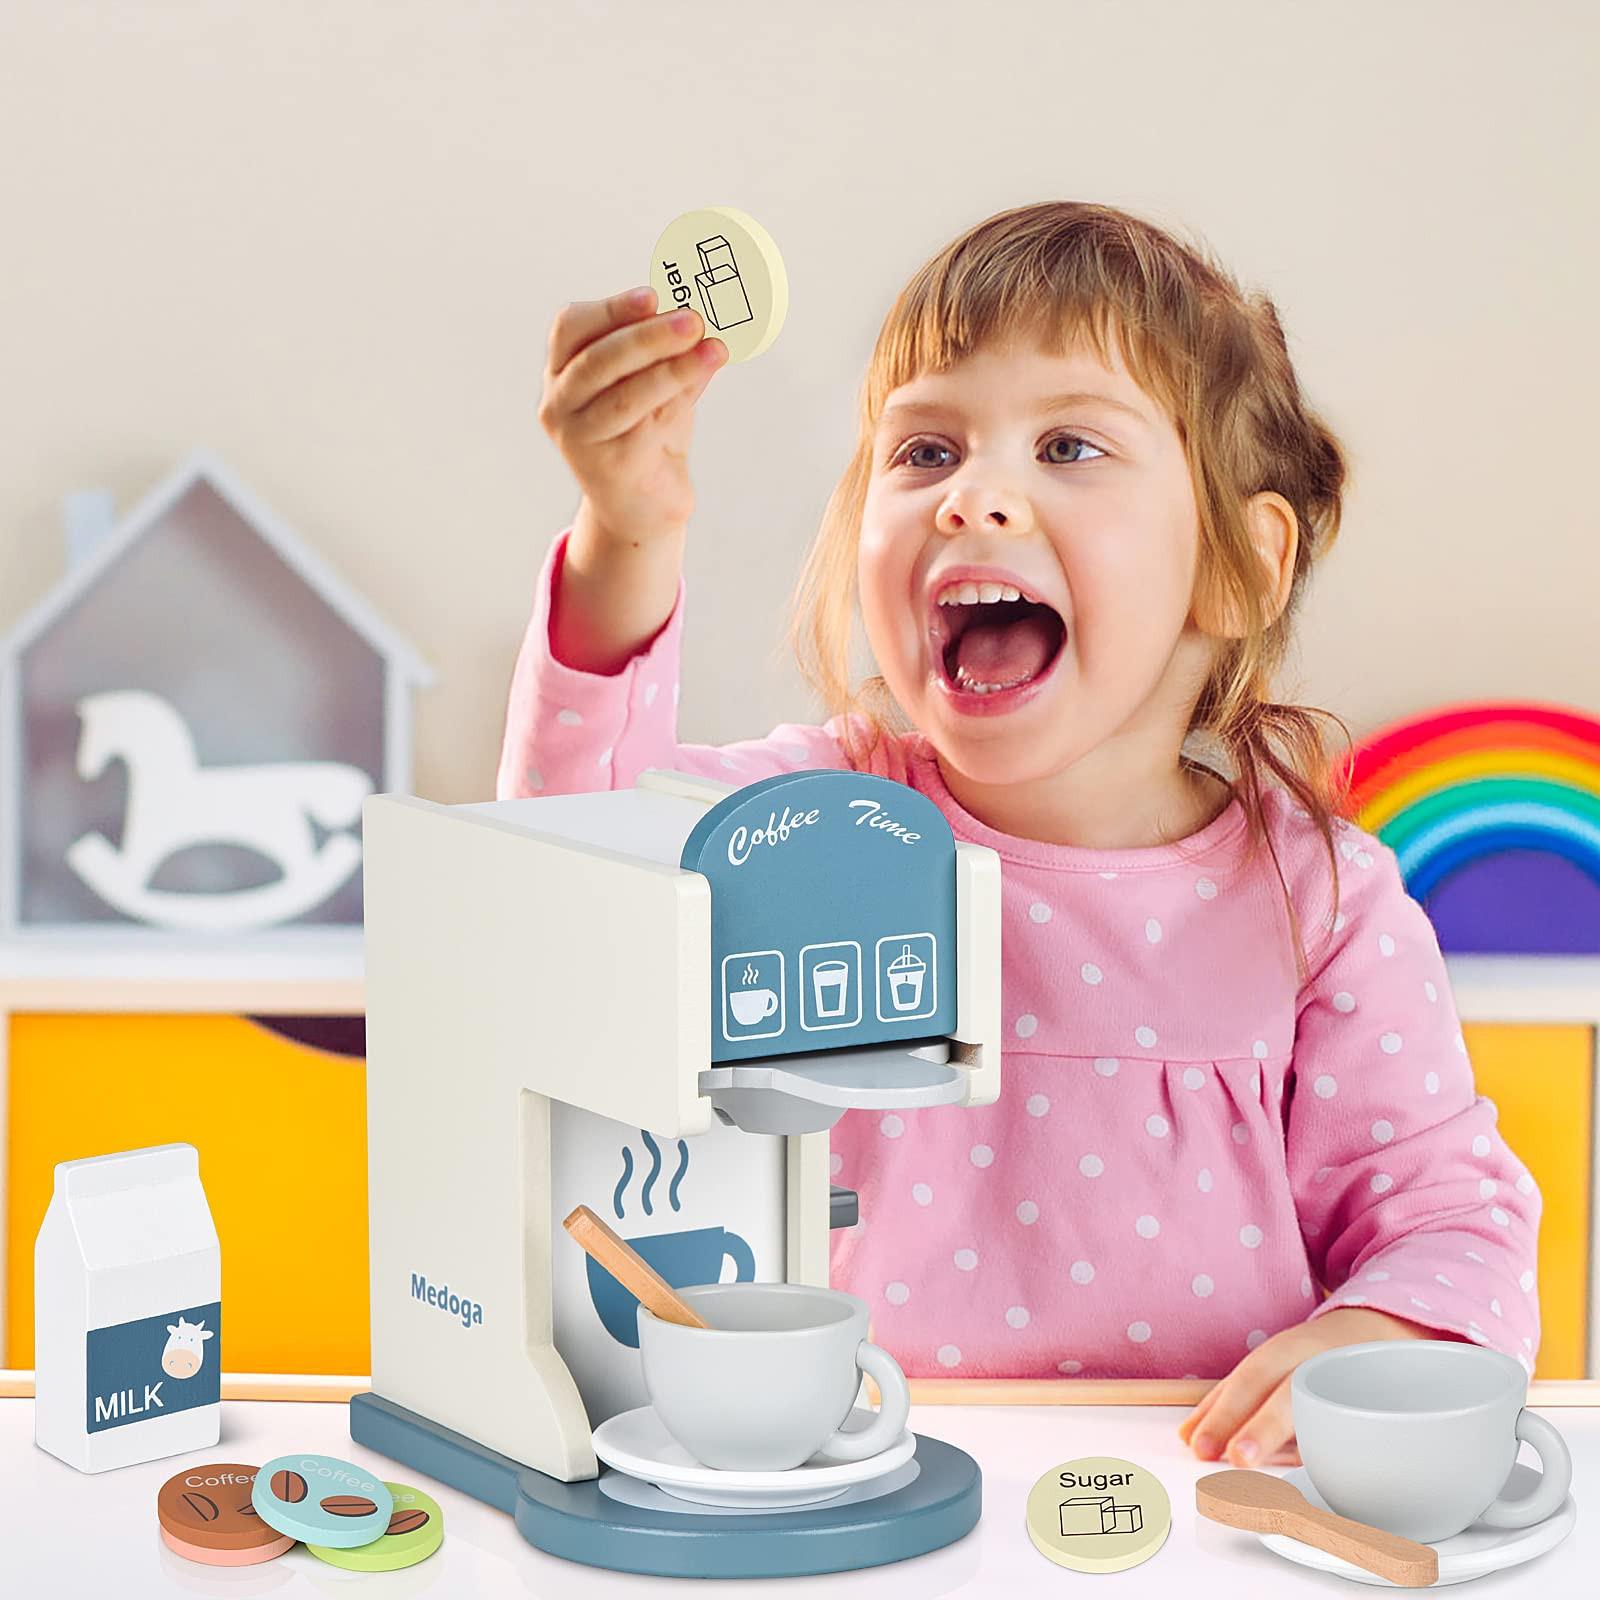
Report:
501,201,1542,1472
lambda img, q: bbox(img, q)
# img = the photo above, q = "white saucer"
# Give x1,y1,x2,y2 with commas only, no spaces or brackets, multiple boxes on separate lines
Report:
1257,1464,1576,1587
591,1405,917,1509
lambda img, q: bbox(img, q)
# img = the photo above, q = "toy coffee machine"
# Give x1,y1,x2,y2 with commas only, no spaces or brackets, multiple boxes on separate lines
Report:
350,766,1001,1577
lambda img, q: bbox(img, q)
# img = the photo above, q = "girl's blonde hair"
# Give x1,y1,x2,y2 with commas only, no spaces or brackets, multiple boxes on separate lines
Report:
786,200,1355,979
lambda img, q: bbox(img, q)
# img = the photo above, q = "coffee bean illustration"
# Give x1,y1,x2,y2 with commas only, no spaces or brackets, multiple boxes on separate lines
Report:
321,1495,378,1517
387,1508,430,1535
271,1470,308,1503
181,1491,220,1523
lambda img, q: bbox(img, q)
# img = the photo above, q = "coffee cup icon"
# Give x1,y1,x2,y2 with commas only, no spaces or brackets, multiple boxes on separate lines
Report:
812,960,850,1018
729,987,779,1027
586,1225,757,1347
887,945,927,1011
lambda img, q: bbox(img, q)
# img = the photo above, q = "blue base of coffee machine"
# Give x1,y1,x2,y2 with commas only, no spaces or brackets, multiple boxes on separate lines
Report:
350,1390,981,1578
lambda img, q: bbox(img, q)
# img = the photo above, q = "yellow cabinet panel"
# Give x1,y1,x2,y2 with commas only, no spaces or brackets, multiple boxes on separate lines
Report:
1462,1022,1592,1380
7,1015,1591,1383
6,1013,368,1374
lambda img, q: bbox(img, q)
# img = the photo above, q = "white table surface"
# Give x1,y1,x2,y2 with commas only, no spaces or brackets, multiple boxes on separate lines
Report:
5,1396,1591,1595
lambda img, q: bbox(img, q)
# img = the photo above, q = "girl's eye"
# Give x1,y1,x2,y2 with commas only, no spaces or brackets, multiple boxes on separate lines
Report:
897,438,957,470
1041,433,1105,465
891,433,1106,470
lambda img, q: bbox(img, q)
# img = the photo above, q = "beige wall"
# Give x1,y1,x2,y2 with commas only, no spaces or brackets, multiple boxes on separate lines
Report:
1,1,1593,803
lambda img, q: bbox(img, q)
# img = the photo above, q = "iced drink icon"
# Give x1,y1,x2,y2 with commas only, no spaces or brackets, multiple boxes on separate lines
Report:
887,944,926,1011
813,959,850,1018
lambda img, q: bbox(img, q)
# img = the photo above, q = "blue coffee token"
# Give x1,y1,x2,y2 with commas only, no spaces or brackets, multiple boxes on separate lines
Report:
252,1453,393,1548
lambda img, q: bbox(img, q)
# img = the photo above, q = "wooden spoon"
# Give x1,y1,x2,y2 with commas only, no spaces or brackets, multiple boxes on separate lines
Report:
562,1204,711,1330
1196,1469,1439,1588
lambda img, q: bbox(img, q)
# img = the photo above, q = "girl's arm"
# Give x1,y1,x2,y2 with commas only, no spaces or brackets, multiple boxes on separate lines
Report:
495,526,849,800
499,287,862,800
549,502,687,677
1284,835,1542,1373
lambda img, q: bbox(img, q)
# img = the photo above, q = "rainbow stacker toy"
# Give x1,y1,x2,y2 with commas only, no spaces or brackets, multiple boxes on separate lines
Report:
350,765,1002,1577
1340,700,1600,953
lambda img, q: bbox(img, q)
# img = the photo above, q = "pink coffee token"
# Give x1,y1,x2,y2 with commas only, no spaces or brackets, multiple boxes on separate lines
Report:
156,1462,295,1566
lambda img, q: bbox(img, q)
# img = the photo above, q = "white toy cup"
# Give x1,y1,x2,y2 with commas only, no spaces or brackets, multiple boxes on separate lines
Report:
1292,1339,1571,1543
637,1283,910,1472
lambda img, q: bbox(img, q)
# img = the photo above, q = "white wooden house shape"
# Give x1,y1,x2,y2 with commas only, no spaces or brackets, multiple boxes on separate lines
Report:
0,450,433,936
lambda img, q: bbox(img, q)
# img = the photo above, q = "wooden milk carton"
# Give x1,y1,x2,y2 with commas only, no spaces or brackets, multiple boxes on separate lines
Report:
34,1144,222,1472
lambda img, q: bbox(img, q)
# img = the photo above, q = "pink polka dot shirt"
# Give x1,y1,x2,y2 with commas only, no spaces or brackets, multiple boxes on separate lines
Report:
498,530,1543,1381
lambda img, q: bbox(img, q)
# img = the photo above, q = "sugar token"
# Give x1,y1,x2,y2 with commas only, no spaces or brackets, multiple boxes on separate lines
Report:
1025,1455,1171,1573
156,1462,295,1566
252,1452,393,1549
306,1481,444,1571
649,206,787,364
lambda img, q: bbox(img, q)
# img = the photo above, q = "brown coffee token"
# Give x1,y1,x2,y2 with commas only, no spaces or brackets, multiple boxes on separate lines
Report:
157,1464,295,1566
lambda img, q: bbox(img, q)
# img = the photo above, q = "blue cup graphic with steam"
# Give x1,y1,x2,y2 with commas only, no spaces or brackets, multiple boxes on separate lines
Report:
586,1130,757,1348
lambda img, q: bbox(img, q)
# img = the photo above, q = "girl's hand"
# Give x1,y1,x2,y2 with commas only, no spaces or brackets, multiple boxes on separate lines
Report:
538,287,728,548
1177,1307,1445,1469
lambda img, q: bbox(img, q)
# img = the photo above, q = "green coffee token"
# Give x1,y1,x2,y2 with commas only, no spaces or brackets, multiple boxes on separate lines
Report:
1025,1456,1171,1574
305,1481,444,1571
649,206,787,364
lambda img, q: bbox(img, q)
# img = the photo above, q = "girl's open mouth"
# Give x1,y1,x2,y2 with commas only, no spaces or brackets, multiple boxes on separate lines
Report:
929,591,1068,714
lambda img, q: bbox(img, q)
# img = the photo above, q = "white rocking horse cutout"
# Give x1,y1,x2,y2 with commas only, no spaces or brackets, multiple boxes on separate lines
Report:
65,689,373,931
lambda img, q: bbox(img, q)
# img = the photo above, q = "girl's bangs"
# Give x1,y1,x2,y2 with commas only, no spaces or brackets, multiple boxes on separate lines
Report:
862,264,1179,426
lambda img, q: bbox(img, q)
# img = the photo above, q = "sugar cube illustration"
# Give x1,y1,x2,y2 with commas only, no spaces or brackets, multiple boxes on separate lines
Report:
1059,1495,1144,1536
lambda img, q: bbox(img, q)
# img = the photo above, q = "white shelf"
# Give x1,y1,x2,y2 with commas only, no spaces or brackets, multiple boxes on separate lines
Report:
0,929,363,1010
1444,956,1600,1025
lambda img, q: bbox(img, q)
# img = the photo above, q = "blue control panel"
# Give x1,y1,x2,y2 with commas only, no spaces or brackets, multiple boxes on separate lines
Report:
680,770,957,1062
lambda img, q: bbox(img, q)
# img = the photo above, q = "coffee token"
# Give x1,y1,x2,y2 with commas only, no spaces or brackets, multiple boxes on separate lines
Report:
156,1462,295,1566
306,1481,445,1571
252,1452,393,1549
648,206,787,364
1025,1455,1171,1574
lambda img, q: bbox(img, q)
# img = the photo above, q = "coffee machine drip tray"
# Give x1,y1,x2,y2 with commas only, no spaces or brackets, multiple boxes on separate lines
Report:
699,1039,964,1134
